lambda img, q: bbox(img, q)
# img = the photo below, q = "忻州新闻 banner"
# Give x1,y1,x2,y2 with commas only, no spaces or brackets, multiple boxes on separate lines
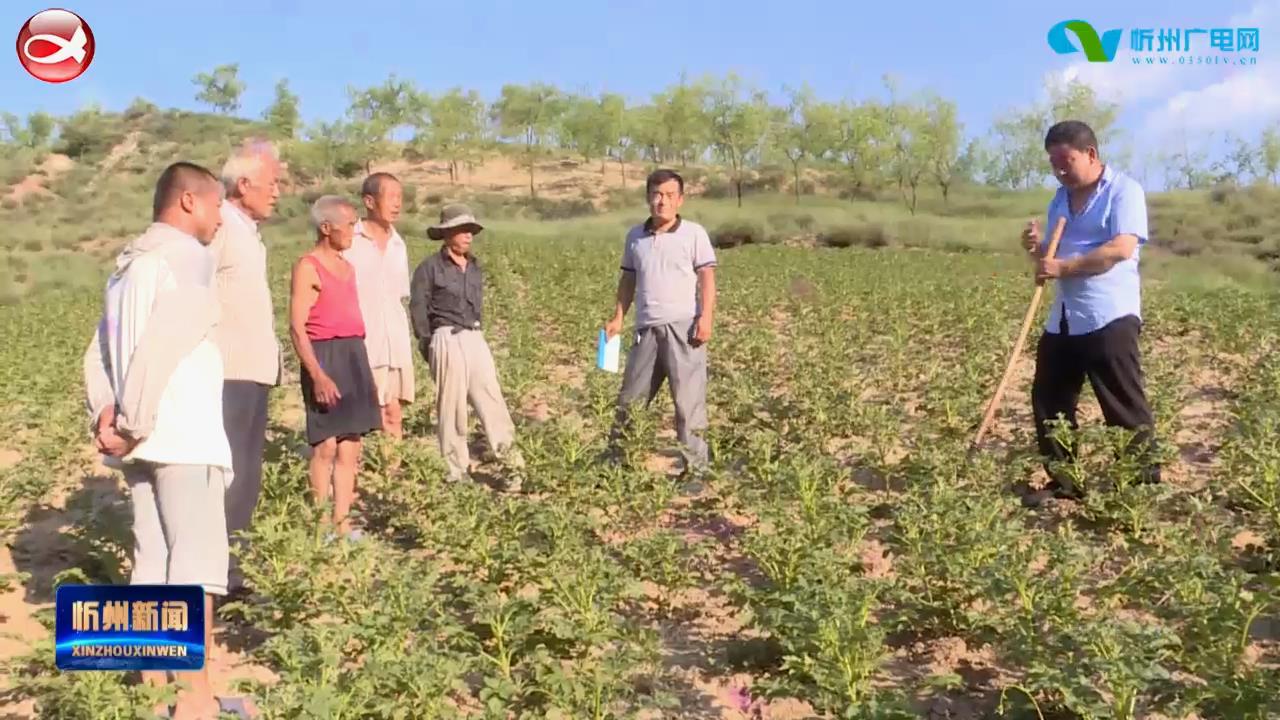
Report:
55,585,205,671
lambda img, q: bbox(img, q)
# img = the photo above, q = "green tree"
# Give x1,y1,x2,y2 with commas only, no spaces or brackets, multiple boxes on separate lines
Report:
654,76,712,166
346,75,418,174
987,106,1045,189
836,100,891,197
262,79,301,140
884,96,932,215
706,74,770,207
1224,133,1257,184
1261,123,1280,185
559,93,616,172
598,93,630,186
26,112,55,148
1162,129,1211,190
954,138,990,186
921,95,961,204
192,63,245,115
1047,77,1119,146
290,120,365,181
771,85,840,204
627,104,663,164
490,83,567,197
410,87,486,184
1,111,55,149
1,113,25,145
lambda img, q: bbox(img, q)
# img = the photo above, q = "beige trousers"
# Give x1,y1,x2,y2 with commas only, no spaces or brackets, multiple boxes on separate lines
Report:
427,327,522,480
125,462,230,596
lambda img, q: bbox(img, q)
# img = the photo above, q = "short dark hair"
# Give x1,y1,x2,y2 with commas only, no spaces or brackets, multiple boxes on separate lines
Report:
361,172,400,199
645,168,684,195
1044,120,1099,153
153,161,218,219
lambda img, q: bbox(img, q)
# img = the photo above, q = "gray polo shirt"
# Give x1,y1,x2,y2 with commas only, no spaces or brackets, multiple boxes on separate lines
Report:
621,216,717,329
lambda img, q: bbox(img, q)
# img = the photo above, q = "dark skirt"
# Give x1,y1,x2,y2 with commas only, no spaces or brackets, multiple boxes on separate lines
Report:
301,336,382,445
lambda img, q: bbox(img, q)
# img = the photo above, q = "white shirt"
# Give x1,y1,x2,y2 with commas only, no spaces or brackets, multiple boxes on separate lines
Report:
103,241,233,471
344,221,413,370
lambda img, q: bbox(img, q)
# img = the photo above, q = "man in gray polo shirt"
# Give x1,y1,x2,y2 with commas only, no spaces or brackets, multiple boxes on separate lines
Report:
604,169,718,476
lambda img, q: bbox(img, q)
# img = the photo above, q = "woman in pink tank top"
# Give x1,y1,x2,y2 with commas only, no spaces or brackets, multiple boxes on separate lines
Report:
288,196,381,541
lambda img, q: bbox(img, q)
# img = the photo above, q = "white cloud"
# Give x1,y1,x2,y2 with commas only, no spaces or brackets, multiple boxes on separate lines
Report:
1045,1,1280,145
1230,0,1280,27
1054,58,1179,104
1147,70,1280,135
1139,0,1280,133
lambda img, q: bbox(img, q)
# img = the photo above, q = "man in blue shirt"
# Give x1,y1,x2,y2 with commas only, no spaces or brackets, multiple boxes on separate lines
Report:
1021,120,1160,503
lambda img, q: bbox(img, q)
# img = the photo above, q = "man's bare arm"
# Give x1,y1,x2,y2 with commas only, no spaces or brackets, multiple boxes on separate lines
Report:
1061,234,1139,277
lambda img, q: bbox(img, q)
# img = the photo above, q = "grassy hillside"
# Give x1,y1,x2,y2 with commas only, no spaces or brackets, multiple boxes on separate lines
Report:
3,108,1280,302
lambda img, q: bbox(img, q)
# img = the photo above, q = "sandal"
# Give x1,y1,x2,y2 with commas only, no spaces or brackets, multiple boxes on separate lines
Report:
217,696,259,719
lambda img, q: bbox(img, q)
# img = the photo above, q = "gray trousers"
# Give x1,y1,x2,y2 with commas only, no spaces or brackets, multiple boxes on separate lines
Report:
611,320,709,469
222,381,269,581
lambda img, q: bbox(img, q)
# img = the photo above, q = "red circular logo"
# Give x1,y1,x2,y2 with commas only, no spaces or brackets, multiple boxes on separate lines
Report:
16,9,94,83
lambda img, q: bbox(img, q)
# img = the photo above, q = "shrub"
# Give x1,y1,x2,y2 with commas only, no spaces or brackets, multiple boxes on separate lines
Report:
528,197,596,221
837,185,880,202
701,177,734,199
680,167,709,187
398,218,425,239
124,98,158,121
334,158,365,179
818,223,890,249
1227,229,1267,245
604,187,636,212
743,166,787,194
21,239,42,252
1226,212,1264,232
1,197,18,210
53,108,126,162
471,193,518,220
400,183,418,212
710,220,766,249
1208,184,1236,204
766,213,796,232
794,213,816,232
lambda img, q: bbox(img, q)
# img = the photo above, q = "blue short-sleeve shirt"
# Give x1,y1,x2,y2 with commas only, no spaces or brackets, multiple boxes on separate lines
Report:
1043,164,1148,335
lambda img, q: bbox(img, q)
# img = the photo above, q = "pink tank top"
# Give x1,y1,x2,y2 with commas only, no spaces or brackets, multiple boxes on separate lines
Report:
303,254,365,341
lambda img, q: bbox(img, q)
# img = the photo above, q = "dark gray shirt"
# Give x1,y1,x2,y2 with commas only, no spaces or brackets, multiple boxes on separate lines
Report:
409,249,484,345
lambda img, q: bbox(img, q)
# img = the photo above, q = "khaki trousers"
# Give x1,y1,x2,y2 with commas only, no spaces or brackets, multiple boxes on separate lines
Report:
427,327,522,480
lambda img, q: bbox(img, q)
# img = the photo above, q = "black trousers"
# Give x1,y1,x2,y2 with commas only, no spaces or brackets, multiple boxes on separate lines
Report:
1031,314,1161,484
223,381,270,539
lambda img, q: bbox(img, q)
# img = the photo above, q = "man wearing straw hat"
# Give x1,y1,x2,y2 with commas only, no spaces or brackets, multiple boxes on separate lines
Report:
409,204,525,490
1021,120,1161,506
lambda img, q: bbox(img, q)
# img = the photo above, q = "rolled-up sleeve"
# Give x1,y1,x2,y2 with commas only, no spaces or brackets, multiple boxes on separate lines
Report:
1109,181,1148,245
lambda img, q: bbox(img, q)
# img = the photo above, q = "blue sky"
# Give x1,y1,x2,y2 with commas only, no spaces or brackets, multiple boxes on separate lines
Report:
1,0,1274,188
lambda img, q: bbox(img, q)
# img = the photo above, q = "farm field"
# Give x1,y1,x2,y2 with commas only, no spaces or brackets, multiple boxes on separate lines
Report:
1,198,1279,719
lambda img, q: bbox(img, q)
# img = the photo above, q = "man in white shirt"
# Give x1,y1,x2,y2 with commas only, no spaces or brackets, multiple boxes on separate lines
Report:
91,161,230,719
345,172,416,439
209,138,281,589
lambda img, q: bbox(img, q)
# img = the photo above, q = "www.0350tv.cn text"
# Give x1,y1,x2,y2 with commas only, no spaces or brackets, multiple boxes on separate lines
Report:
1131,55,1259,65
